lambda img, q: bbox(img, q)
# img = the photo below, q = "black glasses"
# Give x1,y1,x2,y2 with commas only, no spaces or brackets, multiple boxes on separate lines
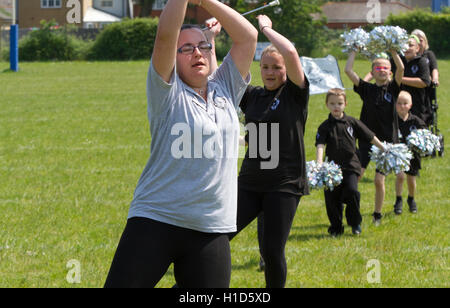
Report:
177,43,213,55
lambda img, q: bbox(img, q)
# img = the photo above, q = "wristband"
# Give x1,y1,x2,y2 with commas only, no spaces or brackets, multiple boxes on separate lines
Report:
261,26,271,33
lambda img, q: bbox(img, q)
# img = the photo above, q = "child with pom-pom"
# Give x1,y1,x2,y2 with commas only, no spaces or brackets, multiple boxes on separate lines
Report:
345,47,404,226
394,91,427,215
315,89,385,236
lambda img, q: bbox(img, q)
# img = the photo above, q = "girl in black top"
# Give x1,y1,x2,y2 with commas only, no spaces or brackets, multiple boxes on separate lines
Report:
411,30,439,87
345,49,404,225
412,29,439,126
401,36,431,125
229,15,309,288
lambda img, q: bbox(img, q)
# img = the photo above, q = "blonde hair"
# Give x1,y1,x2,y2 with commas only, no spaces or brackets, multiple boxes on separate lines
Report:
260,44,281,60
326,88,347,104
411,29,429,50
397,90,412,104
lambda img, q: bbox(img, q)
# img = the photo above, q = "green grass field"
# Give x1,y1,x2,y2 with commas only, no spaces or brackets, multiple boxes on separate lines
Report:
0,59,449,288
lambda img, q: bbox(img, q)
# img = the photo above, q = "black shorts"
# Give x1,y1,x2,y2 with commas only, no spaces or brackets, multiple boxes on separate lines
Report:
406,155,421,176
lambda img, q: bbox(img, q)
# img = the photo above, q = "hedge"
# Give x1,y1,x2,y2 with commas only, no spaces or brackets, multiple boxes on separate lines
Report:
17,20,90,61
386,9,450,57
9,10,448,62
87,18,158,60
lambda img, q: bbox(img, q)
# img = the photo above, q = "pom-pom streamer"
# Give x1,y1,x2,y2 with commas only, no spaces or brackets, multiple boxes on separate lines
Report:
406,129,441,156
341,26,409,59
307,160,343,191
341,28,370,55
366,26,409,56
370,142,413,174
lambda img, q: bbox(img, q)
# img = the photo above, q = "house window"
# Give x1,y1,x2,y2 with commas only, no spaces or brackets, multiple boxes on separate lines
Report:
152,0,168,10
41,0,62,8
101,0,114,8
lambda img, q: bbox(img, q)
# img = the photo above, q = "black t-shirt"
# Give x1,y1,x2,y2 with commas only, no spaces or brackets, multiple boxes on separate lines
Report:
423,49,438,110
238,77,310,196
398,113,427,170
423,50,438,73
399,55,431,123
315,113,375,176
354,78,400,143
398,113,427,144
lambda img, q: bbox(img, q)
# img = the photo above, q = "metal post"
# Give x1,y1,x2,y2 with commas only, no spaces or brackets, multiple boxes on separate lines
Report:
10,24,18,72
12,0,16,25
10,0,18,72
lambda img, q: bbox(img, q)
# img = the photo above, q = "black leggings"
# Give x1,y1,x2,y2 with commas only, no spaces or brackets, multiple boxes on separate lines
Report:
104,217,231,288
229,188,300,288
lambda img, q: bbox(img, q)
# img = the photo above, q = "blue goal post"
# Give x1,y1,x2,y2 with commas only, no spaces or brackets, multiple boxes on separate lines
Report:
10,23,18,71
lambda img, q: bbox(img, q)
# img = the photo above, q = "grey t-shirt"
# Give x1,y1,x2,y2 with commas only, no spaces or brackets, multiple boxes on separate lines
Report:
128,54,250,233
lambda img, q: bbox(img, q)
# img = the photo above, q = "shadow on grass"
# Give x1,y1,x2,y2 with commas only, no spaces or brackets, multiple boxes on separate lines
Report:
290,224,368,241
1,68,18,73
290,224,330,242
232,259,260,271
361,210,396,220
292,224,329,231
289,233,329,242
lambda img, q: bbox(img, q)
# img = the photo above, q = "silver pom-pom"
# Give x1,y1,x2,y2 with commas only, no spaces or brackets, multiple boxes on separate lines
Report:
406,129,441,156
370,142,413,174
366,26,409,56
341,27,370,55
307,160,343,191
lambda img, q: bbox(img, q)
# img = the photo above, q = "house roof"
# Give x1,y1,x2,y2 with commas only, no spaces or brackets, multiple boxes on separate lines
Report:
83,7,122,23
321,1,413,23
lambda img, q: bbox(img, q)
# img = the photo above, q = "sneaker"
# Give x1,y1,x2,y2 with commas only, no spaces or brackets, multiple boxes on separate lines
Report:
352,225,362,236
394,198,403,215
328,225,344,237
372,212,382,226
408,198,418,213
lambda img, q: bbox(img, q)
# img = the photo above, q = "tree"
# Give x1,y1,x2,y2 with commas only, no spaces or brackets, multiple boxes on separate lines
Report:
229,0,239,8
251,0,326,56
229,0,248,11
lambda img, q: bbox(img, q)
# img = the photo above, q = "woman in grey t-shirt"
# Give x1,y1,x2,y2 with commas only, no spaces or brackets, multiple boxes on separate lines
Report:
104,0,257,288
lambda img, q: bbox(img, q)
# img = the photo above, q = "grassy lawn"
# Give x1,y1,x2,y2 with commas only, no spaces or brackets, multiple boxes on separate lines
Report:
0,59,449,288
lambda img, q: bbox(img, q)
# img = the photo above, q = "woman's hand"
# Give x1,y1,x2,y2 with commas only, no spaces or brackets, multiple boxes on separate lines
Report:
205,18,222,38
257,15,272,32
204,18,221,74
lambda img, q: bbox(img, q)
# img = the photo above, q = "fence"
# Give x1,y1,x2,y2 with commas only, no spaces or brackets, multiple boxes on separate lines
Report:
0,27,101,42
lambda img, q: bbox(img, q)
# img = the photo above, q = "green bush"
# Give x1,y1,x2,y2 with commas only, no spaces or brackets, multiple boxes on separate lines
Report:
88,18,159,60
310,27,345,59
386,9,450,57
1,42,8,62
214,32,232,61
18,20,89,61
